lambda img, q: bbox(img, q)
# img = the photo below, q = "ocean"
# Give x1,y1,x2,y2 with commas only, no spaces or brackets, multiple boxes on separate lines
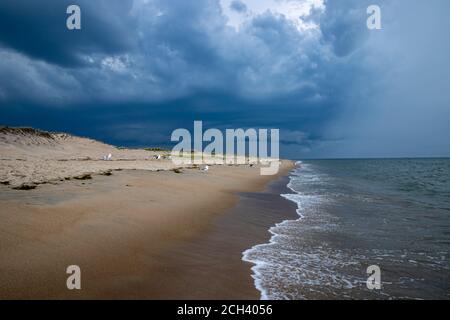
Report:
243,158,450,300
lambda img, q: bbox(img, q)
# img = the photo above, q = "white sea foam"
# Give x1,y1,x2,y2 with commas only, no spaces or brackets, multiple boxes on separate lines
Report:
242,162,362,299
242,162,309,299
243,159,450,300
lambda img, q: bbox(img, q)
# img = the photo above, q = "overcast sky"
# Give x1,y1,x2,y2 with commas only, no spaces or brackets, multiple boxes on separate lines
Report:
0,0,449,158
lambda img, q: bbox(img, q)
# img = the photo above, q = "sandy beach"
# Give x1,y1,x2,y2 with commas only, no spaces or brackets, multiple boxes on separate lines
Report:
0,127,294,299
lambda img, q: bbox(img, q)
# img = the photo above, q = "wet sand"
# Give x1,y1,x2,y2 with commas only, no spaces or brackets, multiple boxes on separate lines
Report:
0,161,294,299
153,174,298,299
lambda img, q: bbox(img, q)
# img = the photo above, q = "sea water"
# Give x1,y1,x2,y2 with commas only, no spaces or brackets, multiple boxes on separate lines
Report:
243,158,450,299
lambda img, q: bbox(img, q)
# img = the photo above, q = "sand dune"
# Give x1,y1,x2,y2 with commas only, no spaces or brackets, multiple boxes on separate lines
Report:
0,127,176,188
0,127,279,189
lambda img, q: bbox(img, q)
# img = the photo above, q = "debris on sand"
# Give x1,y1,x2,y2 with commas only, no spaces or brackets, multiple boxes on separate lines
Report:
73,174,92,180
12,183,37,190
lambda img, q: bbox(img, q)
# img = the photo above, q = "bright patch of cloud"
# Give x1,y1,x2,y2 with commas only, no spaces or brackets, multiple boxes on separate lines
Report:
220,0,324,30
101,55,131,73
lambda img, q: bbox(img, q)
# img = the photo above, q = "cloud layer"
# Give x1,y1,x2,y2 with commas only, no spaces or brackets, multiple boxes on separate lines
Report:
0,0,449,158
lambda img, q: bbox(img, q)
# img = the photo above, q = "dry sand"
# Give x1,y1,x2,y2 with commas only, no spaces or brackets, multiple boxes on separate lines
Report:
0,127,177,189
0,127,294,299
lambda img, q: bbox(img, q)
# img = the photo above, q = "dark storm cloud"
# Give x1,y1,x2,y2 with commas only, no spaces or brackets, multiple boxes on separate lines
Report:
315,0,450,158
0,0,329,107
0,0,449,158
0,0,135,66
320,0,371,57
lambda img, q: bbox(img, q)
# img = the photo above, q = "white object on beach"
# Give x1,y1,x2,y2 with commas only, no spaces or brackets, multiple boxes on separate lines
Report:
200,164,209,172
107,153,112,161
154,154,161,160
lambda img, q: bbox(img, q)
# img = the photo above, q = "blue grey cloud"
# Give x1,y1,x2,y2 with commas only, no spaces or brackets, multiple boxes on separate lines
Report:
0,0,135,66
316,0,450,158
230,0,247,13
0,0,449,158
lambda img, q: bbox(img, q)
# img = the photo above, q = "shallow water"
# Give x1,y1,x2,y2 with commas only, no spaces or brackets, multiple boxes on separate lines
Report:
243,158,450,300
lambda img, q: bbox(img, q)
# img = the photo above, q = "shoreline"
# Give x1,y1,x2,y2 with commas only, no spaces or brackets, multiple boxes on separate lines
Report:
149,167,299,299
0,161,294,299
